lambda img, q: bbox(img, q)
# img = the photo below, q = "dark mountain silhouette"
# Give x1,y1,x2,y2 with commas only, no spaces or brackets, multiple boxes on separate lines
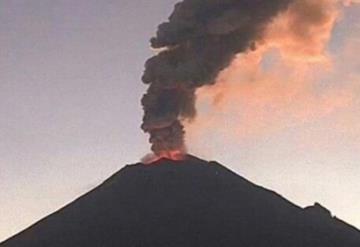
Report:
2,155,360,247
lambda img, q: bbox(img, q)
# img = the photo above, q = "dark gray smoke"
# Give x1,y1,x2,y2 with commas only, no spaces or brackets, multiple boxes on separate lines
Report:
141,0,293,156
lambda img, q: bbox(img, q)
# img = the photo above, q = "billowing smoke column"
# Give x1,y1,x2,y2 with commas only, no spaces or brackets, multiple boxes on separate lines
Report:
141,0,294,157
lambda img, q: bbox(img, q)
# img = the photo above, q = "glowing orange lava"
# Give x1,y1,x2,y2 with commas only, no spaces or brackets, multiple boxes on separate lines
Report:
142,150,186,164
158,150,185,161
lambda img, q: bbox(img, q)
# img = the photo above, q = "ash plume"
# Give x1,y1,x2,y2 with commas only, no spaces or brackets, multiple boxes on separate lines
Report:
141,0,294,156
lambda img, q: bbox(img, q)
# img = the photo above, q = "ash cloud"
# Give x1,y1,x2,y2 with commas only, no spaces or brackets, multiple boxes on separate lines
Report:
141,0,294,155
186,0,350,146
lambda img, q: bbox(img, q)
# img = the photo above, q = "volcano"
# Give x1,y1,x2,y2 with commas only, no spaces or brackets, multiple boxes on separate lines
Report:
1,156,360,247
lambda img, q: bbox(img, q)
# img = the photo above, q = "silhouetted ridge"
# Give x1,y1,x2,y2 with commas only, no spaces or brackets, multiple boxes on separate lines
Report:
1,156,360,247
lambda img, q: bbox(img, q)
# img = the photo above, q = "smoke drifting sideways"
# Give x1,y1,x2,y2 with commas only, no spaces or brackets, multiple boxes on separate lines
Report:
141,0,294,157
185,0,356,151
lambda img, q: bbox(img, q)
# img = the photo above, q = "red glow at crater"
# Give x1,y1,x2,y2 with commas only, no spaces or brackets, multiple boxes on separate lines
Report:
142,150,185,164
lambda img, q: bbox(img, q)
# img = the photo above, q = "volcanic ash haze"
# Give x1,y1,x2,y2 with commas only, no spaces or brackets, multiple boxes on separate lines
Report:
188,0,346,141
141,0,343,158
141,0,293,157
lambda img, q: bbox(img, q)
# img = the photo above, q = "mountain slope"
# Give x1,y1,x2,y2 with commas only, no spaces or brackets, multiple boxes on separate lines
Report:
2,156,360,247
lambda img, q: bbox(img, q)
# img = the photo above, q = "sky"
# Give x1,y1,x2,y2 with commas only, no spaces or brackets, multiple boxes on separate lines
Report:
0,0,359,242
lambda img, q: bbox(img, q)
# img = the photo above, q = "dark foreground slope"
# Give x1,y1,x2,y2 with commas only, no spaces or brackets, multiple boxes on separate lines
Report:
2,156,360,247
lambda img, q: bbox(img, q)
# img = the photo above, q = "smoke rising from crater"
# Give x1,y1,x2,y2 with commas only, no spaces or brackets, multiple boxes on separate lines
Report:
141,0,294,156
